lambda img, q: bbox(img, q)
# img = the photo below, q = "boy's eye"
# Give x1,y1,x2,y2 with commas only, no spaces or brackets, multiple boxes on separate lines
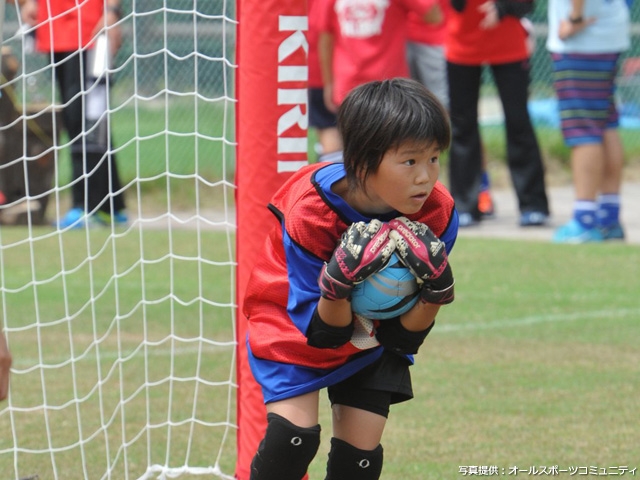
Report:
405,158,416,166
431,156,440,163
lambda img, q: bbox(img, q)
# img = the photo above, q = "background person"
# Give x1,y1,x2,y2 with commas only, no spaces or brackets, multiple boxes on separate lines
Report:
406,2,496,217
445,0,550,228
317,0,443,114
16,0,127,228
308,0,342,163
547,0,630,243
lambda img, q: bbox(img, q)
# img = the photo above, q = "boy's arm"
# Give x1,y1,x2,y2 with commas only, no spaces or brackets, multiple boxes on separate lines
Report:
376,217,455,355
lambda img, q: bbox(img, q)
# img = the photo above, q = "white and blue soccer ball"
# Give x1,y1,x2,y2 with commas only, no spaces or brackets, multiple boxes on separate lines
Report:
351,253,420,320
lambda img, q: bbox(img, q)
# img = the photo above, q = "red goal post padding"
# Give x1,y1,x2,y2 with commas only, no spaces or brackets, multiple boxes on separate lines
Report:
235,0,309,478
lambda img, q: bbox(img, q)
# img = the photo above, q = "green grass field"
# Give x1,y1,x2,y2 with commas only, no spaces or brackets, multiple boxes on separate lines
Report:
307,237,640,479
1,228,638,479
4,94,640,479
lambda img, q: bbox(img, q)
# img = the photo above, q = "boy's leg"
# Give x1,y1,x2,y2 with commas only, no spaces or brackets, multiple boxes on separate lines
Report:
325,437,383,480
326,394,388,480
250,412,321,480
251,391,321,480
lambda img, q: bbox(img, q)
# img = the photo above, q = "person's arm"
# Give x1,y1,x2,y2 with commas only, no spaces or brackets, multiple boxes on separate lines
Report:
557,0,595,40
11,0,38,27
93,1,123,57
450,0,466,12
318,31,337,114
478,0,533,30
493,0,533,20
421,2,444,24
0,331,12,401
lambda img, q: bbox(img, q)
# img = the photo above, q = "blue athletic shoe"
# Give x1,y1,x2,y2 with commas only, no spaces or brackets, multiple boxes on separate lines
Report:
552,219,603,243
458,212,479,228
600,223,625,241
520,211,548,227
94,210,128,227
56,208,88,229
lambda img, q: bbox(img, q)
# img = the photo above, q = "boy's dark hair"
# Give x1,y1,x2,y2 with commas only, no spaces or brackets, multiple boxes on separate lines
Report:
337,78,451,190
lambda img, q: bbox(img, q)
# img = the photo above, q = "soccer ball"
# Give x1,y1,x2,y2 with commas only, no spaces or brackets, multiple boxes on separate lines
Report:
351,253,420,320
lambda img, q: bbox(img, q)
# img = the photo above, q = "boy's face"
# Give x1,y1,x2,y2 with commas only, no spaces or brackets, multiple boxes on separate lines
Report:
363,140,441,215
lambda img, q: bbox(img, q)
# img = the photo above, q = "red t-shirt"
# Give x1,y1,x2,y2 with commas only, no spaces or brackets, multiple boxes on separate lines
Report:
406,0,449,46
318,0,437,106
445,0,528,65
308,0,326,88
35,0,104,52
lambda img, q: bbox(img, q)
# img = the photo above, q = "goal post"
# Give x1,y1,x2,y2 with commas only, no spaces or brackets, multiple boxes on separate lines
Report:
235,0,309,477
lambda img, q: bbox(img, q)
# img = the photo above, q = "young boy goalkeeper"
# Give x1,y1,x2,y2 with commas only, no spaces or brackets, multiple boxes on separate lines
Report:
244,78,459,480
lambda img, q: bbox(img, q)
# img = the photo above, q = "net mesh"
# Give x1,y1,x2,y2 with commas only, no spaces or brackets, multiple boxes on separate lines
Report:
1,1,238,478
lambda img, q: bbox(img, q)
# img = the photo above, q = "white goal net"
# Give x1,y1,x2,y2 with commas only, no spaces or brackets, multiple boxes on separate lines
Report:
0,1,238,478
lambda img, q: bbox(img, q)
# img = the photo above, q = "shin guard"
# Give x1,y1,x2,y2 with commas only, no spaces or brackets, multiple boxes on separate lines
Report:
325,437,384,480
250,412,321,480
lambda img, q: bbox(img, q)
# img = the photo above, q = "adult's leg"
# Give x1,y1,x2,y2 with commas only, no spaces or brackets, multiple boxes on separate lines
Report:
447,61,483,220
54,51,85,210
407,41,449,110
491,61,549,215
598,128,625,236
550,53,619,241
601,128,624,194
571,143,603,201
54,52,125,216
83,78,126,215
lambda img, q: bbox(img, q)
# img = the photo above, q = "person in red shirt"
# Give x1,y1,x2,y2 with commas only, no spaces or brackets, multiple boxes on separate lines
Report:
445,0,549,227
16,0,127,229
308,0,343,162
317,0,443,114
407,2,496,217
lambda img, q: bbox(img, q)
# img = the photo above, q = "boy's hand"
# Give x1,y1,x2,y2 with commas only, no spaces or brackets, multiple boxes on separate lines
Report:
420,263,455,305
319,220,395,300
389,217,454,305
388,217,448,281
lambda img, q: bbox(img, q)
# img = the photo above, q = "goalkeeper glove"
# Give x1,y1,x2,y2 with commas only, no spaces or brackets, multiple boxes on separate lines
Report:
389,216,454,305
319,220,395,301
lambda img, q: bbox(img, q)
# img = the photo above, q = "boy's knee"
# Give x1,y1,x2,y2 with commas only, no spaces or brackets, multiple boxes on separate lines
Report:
326,437,384,480
250,412,321,480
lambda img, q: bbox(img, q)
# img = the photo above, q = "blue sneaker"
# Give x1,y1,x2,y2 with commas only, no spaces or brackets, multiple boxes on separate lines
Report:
458,212,479,228
94,210,128,226
552,219,603,243
600,223,625,241
56,208,88,229
520,211,548,227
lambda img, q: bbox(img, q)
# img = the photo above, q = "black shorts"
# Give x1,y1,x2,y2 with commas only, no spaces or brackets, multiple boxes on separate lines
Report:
309,87,338,129
327,350,414,418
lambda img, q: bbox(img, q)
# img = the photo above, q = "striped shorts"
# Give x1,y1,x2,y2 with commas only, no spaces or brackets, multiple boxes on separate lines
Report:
551,53,621,147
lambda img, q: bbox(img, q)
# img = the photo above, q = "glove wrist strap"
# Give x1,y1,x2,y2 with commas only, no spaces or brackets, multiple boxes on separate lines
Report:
420,281,455,305
319,264,353,301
